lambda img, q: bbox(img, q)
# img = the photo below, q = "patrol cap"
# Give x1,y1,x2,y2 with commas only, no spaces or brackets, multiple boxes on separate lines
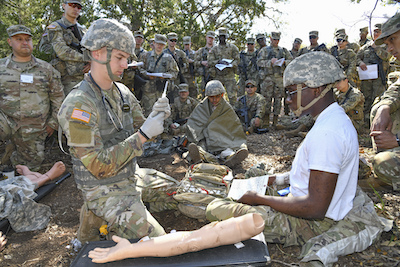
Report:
334,28,346,37
178,83,189,92
360,26,369,33
65,0,82,4
245,79,257,87
206,31,216,38
218,27,229,36
154,34,167,45
167,32,178,40
247,37,255,44
309,31,319,37
283,51,345,88
205,80,226,96
7,25,32,37
271,32,281,40
134,30,144,38
256,33,266,40
294,38,302,44
336,33,348,41
375,13,400,45
183,36,191,45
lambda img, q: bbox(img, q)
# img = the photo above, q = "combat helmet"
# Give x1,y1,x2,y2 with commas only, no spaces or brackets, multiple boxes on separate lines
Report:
81,18,135,81
205,80,226,96
283,52,345,116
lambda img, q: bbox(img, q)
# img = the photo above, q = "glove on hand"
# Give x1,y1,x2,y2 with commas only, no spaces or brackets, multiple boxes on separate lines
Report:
152,97,171,119
140,112,165,140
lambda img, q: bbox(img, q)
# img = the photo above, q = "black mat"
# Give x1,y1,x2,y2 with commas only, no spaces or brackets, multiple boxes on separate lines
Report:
70,238,271,267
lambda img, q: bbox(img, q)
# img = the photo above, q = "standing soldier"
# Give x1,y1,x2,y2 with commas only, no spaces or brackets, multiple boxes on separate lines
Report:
194,31,215,98
290,38,302,58
257,31,293,126
208,27,240,104
40,0,89,95
134,30,147,61
299,31,329,55
1,25,65,171
256,33,267,50
332,28,360,53
237,37,259,96
356,23,391,127
164,32,189,102
182,36,198,99
359,26,370,47
331,33,358,87
140,34,179,117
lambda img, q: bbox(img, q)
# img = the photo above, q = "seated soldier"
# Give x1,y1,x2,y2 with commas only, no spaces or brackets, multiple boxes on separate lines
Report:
165,83,199,136
275,114,314,138
334,77,365,133
362,13,400,191
234,80,269,134
186,80,248,168
206,52,392,266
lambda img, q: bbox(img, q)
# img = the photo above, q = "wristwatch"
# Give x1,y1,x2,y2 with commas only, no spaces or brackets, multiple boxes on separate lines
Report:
396,134,400,147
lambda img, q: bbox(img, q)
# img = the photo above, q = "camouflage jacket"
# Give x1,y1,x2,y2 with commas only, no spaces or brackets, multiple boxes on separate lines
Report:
335,85,365,122
45,16,87,77
238,50,259,81
235,93,266,120
372,78,400,116
0,54,64,134
166,96,199,125
208,43,240,78
331,48,357,79
164,48,189,74
182,48,196,77
257,46,293,78
299,43,329,55
135,47,147,61
356,41,391,75
290,49,301,59
194,45,213,78
140,50,179,80
57,74,145,198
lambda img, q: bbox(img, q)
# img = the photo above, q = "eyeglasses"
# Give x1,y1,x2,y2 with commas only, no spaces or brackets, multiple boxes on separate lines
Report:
245,85,255,88
309,36,317,39
68,3,82,9
336,39,343,43
247,43,255,45
170,39,177,42
285,86,311,99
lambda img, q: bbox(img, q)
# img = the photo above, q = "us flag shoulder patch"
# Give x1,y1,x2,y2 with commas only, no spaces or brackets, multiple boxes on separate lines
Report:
71,108,91,123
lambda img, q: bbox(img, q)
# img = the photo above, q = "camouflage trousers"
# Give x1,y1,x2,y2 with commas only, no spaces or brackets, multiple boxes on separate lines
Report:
206,187,391,266
216,76,238,105
360,79,386,126
278,114,314,130
0,110,45,172
260,75,284,116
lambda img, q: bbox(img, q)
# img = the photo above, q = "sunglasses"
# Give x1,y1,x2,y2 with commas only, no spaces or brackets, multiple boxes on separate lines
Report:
309,36,317,39
68,3,82,9
170,39,177,42
247,43,255,45
245,85,255,88
336,39,344,43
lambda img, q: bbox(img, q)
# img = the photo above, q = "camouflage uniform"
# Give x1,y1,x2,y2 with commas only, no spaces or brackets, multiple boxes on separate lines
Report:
194,45,213,97
139,35,179,117
358,27,371,47
334,85,365,132
299,31,329,55
208,28,240,104
356,40,391,125
237,38,259,96
43,16,87,95
0,53,64,171
234,92,268,133
257,32,293,123
166,95,199,135
182,36,198,99
277,114,314,131
331,42,358,87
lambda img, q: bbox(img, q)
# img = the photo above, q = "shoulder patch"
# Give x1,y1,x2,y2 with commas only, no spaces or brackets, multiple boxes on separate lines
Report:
71,108,91,123
47,25,57,29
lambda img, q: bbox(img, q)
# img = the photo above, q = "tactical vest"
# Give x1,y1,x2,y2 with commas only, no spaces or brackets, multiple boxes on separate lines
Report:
72,80,137,187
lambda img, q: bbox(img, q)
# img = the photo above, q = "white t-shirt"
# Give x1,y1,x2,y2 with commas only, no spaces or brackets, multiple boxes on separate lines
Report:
289,102,359,221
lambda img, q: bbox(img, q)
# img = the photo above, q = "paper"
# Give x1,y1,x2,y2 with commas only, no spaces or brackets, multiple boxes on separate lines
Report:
146,72,173,79
357,64,378,80
227,175,269,200
127,61,144,68
215,58,233,71
273,58,285,67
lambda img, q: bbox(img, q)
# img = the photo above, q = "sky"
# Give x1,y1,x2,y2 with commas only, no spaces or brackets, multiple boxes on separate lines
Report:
251,0,399,49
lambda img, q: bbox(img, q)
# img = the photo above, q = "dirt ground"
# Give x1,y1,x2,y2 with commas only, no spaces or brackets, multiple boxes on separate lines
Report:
1,130,400,267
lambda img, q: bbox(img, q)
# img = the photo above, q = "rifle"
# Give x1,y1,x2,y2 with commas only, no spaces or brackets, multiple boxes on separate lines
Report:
202,48,210,84
331,45,339,61
239,52,248,81
315,43,327,52
371,47,387,87
167,49,187,84
237,96,249,133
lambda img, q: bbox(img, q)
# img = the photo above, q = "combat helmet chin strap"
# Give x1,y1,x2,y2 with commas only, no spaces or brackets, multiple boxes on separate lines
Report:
87,46,122,82
293,83,333,117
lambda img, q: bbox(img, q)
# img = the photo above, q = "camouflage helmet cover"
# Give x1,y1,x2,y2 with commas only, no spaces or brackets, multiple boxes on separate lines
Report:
283,51,345,88
81,18,135,55
205,80,226,96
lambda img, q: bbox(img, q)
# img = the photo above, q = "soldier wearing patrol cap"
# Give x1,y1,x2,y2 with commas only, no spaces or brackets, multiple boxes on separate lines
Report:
40,0,89,95
359,26,370,47
186,80,248,167
139,34,179,117
366,13,400,191
134,30,147,61
194,30,216,97
0,25,64,171
331,28,360,53
58,18,175,242
256,33,267,49
237,37,259,96
207,52,389,267
290,38,302,58
356,22,391,127
234,79,268,134
257,31,293,125
299,30,329,55
208,27,240,104
182,36,198,99
166,83,199,136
